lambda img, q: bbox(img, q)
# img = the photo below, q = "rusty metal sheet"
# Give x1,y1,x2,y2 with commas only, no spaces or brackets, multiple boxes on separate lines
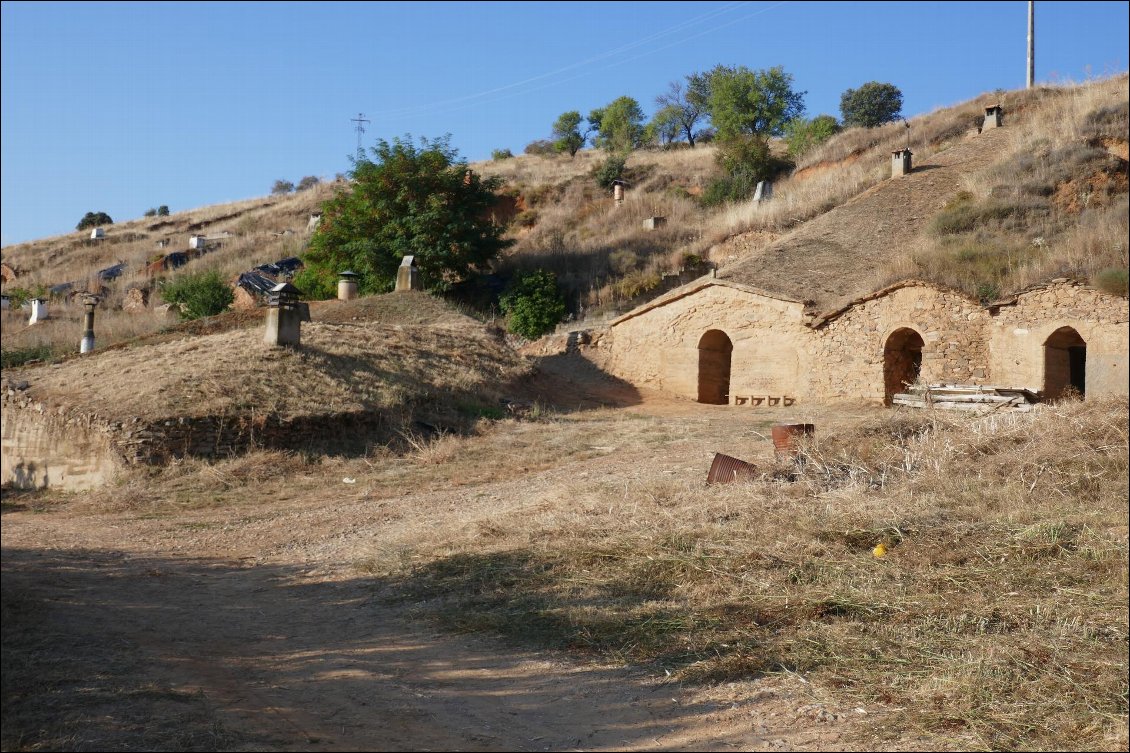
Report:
706,453,756,484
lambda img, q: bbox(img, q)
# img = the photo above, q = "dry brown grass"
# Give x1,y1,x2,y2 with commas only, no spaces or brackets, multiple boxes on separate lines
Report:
362,397,1129,751
11,292,529,429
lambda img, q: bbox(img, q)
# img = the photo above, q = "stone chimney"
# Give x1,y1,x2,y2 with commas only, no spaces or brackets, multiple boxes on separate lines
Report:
753,181,773,202
982,104,1003,130
337,270,359,300
395,256,420,292
264,282,303,347
28,298,49,325
891,148,913,178
612,180,626,208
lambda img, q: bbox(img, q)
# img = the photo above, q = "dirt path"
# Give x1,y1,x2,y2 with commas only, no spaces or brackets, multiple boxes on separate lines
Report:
3,385,881,751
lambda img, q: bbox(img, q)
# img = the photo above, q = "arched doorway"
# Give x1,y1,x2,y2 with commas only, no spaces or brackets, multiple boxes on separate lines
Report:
883,328,925,405
1044,327,1086,400
698,330,733,404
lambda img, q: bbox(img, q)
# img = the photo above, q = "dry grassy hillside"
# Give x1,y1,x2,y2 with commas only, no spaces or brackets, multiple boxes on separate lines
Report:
2,76,1126,361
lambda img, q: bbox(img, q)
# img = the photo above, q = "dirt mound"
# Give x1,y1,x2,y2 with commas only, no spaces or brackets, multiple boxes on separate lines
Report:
15,293,528,426
717,127,1013,314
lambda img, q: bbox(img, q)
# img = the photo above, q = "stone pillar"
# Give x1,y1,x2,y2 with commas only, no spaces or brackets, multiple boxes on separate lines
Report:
337,270,359,300
264,283,303,347
891,148,913,177
80,296,97,354
396,256,420,292
613,183,625,207
753,181,773,202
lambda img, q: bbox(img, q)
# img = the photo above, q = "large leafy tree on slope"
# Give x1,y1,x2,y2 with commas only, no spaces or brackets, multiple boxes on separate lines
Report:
297,136,512,298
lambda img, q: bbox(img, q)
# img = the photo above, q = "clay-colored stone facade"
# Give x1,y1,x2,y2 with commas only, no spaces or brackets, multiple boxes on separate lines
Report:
597,277,1128,405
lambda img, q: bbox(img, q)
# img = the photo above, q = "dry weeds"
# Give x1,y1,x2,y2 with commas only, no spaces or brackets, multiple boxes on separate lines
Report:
364,397,1129,751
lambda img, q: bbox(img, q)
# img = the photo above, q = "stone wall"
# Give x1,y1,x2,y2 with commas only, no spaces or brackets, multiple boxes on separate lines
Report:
1,392,118,491
988,281,1129,396
2,384,397,490
809,284,991,401
601,278,1126,405
604,282,812,402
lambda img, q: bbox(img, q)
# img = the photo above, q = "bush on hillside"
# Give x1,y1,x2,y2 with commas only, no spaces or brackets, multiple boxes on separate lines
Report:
491,148,514,161
1094,267,1129,296
301,135,511,297
271,179,295,195
296,176,321,191
500,270,565,340
160,270,234,320
592,154,628,190
524,139,556,157
76,211,113,231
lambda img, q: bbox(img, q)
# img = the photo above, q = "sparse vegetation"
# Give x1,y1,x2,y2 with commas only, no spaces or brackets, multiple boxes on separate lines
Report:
491,148,514,161
271,179,295,195
159,270,234,320
372,398,1129,752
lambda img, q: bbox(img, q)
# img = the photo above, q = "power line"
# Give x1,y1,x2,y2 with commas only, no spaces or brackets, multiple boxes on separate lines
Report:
369,1,788,120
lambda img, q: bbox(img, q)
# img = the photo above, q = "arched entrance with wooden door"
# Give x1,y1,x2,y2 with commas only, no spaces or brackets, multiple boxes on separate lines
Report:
697,330,733,404
883,328,925,405
1043,326,1086,400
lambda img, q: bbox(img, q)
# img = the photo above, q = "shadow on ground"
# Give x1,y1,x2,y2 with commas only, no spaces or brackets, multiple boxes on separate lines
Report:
2,545,761,752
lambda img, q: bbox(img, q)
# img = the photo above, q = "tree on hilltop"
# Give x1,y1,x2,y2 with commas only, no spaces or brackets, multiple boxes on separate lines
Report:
588,96,646,153
76,211,113,231
840,82,903,128
552,111,588,157
653,74,710,147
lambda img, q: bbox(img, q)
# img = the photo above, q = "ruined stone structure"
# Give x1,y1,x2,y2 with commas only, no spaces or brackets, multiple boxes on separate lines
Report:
596,278,1128,405
396,256,421,292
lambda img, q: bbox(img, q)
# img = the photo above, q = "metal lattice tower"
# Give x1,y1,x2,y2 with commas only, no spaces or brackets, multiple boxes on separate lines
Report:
351,113,371,157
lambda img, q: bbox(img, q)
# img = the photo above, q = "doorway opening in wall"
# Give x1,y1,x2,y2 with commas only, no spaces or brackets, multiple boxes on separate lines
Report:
1043,326,1086,400
883,328,925,405
697,329,733,404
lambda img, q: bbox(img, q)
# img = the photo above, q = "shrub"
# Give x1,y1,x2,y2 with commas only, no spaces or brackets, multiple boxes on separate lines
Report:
0,345,59,369
785,114,841,158
144,208,158,217
524,139,556,157
491,148,514,161
592,154,627,190
157,205,170,216
271,179,295,195
296,176,320,192
499,270,565,339
76,211,113,231
1094,267,1129,296
160,270,234,320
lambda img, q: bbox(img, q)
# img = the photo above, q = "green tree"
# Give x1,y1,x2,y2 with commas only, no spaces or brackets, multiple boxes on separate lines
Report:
271,179,295,195
840,82,903,128
76,211,113,231
646,105,683,148
552,111,587,157
500,270,566,339
588,96,646,153
160,270,234,320
296,175,321,191
784,114,841,158
653,74,710,147
157,205,170,216
704,64,805,141
296,135,512,299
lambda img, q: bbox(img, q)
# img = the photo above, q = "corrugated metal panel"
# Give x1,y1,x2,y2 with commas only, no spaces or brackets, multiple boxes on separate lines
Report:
706,453,756,485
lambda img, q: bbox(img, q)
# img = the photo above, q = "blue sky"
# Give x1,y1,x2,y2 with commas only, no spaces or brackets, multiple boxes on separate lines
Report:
2,1,1127,246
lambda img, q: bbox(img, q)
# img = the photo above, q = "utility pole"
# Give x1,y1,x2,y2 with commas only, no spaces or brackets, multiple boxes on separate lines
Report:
351,112,371,158
1027,1,1035,89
